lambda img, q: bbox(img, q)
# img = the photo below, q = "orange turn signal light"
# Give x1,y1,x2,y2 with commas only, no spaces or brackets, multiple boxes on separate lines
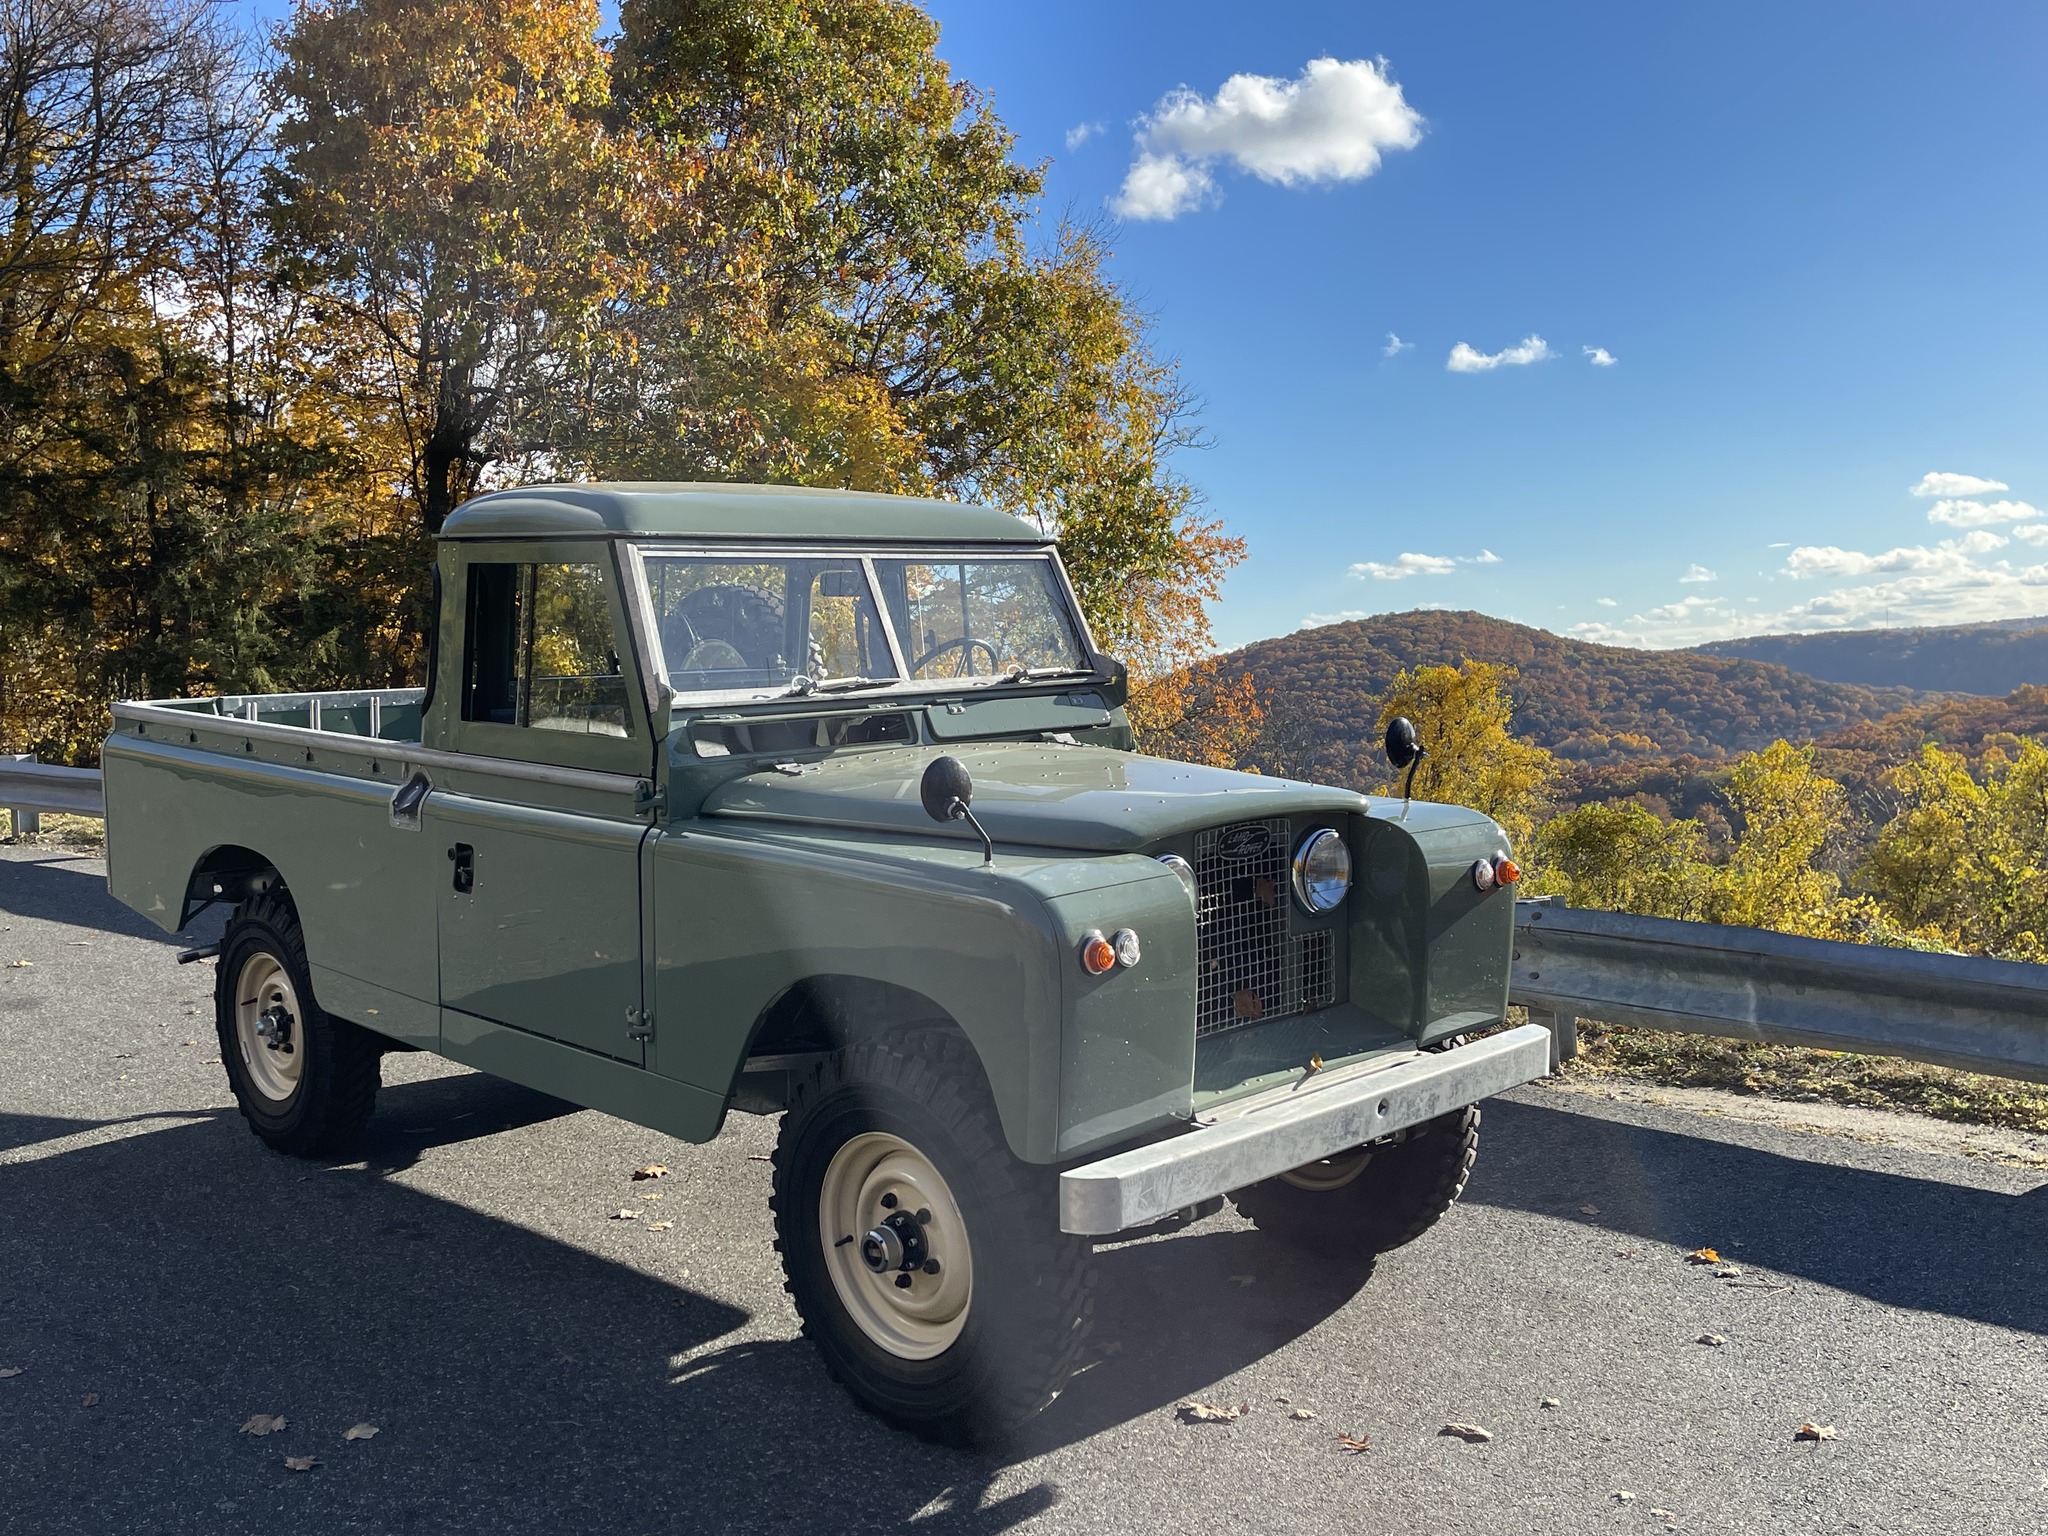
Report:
1081,934,1117,974
1494,856,1521,885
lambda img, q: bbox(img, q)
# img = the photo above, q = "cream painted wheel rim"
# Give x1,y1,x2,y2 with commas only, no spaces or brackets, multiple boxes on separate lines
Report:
1279,1146,1373,1192
818,1131,973,1360
234,952,305,1106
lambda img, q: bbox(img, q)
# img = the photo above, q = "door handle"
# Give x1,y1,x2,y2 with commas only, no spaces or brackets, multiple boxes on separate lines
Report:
448,843,474,893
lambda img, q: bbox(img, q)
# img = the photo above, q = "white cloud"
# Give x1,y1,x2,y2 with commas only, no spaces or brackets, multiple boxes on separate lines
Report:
1596,597,1617,607
1583,346,1617,366
1766,541,1791,548
1472,548,1501,564
1446,334,1554,372
1350,552,1457,581
1911,471,2008,499
2013,524,2048,545
1383,331,1412,356
1299,610,1372,629
1786,531,2006,579
1926,497,2040,528
1064,121,1104,150
1679,564,1717,583
1111,57,1422,221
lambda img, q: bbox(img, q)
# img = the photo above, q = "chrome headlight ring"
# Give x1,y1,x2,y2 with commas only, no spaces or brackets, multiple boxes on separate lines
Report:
1292,828,1351,913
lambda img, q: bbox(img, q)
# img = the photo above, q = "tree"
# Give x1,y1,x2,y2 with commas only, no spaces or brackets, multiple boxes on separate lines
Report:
1528,801,1709,920
1705,740,1858,938
1370,661,1557,843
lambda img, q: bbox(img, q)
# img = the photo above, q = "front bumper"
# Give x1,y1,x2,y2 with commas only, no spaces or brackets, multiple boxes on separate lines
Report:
1058,1022,1551,1235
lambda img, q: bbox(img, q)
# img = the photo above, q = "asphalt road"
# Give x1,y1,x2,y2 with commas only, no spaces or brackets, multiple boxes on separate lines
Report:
3,841,2045,1536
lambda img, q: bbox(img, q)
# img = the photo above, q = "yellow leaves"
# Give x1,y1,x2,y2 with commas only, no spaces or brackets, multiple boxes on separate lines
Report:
1685,1247,1721,1265
1374,662,1557,844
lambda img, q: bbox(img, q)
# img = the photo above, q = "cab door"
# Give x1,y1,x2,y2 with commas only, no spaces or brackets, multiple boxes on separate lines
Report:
428,548,657,1064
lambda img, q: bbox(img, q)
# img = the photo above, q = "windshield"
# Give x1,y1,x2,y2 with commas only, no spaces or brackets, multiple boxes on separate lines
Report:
636,549,1087,701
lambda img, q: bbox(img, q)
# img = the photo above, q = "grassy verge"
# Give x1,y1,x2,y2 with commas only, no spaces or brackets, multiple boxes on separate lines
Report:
1559,1020,2048,1136
2,811,105,850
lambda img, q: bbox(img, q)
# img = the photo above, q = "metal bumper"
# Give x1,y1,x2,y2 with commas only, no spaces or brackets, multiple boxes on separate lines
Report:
1058,1022,1551,1236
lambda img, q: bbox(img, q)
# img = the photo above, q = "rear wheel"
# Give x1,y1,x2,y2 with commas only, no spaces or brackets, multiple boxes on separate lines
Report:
1229,1105,1481,1258
214,891,381,1158
771,1035,1094,1446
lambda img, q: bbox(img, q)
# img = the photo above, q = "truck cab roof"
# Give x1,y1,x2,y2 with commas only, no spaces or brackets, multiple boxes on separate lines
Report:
439,482,1044,546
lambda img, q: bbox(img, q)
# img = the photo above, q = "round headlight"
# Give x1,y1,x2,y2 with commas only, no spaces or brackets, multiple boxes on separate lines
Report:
1292,829,1351,913
1155,853,1198,910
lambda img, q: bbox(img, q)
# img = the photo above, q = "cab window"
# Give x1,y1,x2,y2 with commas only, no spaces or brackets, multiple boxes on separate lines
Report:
463,562,633,737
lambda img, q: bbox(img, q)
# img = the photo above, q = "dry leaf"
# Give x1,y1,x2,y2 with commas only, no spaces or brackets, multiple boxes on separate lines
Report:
1651,1510,1677,1522
1794,1422,1837,1442
631,1164,669,1181
1579,1204,1600,1215
1439,1421,1492,1442
1307,1054,1324,1073
283,1455,318,1472
639,1191,664,1201
1614,1491,1636,1503
1697,1333,1727,1347
1685,1247,1721,1265
1713,1265,1745,1278
342,1423,378,1442
647,1221,674,1231
611,1208,639,1221
240,1413,287,1436
0,1367,21,1378
6,959,30,968
1540,1397,1561,1409
1177,1401,1249,1423
1290,1408,1317,1421
1335,1433,1371,1453
80,1393,99,1407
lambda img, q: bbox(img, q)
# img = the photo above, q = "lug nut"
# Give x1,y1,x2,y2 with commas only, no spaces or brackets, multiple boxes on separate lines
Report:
880,1192,897,1209
915,1208,931,1225
923,1259,941,1275
894,1273,913,1289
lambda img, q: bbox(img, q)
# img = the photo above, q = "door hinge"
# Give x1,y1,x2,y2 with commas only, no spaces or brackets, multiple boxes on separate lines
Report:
634,781,665,817
626,1006,654,1041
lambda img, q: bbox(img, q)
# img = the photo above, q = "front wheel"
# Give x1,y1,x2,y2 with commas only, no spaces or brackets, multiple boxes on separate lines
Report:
770,1035,1094,1446
214,891,382,1158
1229,1105,1481,1258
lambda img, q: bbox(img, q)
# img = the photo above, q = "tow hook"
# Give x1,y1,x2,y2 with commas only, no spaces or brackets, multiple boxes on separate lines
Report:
254,1002,296,1054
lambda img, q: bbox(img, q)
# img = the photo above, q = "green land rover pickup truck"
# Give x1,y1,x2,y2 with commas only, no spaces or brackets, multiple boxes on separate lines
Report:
102,481,1548,1444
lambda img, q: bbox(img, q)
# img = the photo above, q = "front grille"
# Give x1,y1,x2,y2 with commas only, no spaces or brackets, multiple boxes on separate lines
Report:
1194,817,1326,1036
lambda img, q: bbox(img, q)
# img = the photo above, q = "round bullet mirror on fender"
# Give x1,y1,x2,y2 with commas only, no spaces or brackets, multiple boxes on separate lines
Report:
1384,716,1422,770
920,755,974,822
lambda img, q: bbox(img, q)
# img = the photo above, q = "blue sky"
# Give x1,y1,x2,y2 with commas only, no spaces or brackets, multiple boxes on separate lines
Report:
921,0,2048,650
241,2,2048,652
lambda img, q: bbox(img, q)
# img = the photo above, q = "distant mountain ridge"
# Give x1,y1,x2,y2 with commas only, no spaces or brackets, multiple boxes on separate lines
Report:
1229,610,1924,780
1694,617,2048,695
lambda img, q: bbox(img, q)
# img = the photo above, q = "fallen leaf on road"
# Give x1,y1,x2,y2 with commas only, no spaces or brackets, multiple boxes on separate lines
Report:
639,1191,664,1201
611,1208,640,1221
1614,1491,1636,1503
1227,1274,1256,1288
1697,1333,1727,1347
1794,1422,1837,1442
342,1423,378,1442
1291,1408,1317,1421
6,960,30,968
1539,1397,1560,1409
631,1164,669,1181
745,1154,772,1162
240,1413,287,1436
1685,1247,1721,1265
1713,1265,1745,1278
1335,1433,1371,1453
647,1221,674,1231
1177,1401,1248,1423
1579,1205,1600,1215
283,1455,318,1472
80,1393,99,1407
0,1367,21,1378
1439,1422,1493,1442
1651,1509,1677,1522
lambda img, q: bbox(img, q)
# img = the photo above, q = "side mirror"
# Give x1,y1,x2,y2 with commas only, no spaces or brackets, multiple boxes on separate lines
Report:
920,756,993,866
1086,649,1129,708
920,755,973,822
1384,716,1422,770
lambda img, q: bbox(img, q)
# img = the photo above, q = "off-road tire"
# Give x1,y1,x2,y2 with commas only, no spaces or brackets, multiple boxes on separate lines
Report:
215,890,381,1158
770,1034,1095,1446
1229,1104,1481,1258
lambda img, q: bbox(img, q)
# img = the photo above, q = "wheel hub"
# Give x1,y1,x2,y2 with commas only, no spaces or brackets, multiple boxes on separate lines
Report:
819,1132,972,1359
233,952,307,1106
254,1002,296,1053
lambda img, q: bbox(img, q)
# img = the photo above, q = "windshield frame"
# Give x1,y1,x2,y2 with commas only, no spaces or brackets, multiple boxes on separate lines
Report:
621,541,1099,710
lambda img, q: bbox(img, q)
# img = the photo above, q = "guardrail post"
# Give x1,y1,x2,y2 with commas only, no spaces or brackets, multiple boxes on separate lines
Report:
5,754,40,838
1525,1006,1579,1072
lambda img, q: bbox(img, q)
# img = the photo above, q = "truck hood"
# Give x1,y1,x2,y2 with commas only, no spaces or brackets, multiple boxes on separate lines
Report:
699,742,1490,853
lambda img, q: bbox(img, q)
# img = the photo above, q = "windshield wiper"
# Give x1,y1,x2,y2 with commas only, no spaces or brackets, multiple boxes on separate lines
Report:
988,664,1099,686
783,674,901,697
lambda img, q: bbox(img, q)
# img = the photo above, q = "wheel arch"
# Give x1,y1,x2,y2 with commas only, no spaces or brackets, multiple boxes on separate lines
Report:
730,973,995,1115
182,844,289,928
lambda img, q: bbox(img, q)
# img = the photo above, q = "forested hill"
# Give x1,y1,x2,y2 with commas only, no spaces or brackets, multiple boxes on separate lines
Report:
1693,618,2048,695
1232,610,1921,776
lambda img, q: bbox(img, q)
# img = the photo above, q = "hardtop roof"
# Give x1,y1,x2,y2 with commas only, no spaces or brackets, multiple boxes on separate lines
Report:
439,482,1044,545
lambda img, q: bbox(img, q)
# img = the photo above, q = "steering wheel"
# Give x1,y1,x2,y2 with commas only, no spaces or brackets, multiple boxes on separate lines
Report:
913,636,1004,678
680,639,748,671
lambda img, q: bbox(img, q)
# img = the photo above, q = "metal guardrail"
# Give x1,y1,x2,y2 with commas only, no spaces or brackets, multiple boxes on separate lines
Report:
1512,897,2048,1086
2,755,104,834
